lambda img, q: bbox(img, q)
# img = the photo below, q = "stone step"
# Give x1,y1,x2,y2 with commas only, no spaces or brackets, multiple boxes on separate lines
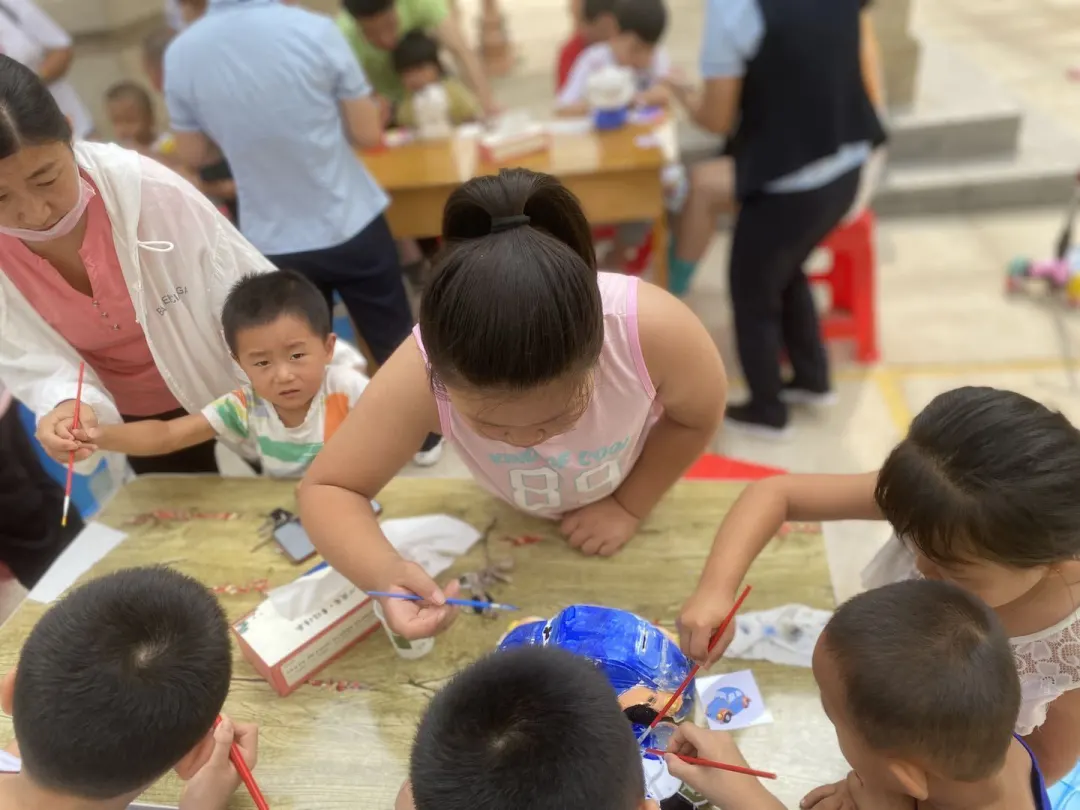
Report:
874,109,1079,215
677,36,1024,167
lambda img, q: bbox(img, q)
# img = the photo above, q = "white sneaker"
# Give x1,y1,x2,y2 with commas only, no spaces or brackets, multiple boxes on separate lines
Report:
780,387,839,407
412,438,444,467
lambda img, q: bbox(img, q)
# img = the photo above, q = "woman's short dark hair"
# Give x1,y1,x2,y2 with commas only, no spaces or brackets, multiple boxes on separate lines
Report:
875,386,1080,568
419,168,602,392
0,56,72,159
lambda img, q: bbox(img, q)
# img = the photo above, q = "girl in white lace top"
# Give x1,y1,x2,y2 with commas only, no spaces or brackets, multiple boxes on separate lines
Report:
677,386,1080,784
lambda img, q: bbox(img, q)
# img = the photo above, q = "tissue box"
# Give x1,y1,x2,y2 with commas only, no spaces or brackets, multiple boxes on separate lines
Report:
478,123,549,164
232,577,379,697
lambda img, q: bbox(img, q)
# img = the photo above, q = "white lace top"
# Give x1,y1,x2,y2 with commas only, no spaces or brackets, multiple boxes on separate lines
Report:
862,533,1080,735
1012,609,1080,735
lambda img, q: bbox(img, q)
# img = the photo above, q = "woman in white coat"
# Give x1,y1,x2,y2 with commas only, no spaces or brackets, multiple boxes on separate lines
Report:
0,0,93,140
0,55,360,475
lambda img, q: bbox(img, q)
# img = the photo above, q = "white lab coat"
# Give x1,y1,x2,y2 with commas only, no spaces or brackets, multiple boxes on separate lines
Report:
0,140,365,475
0,0,94,140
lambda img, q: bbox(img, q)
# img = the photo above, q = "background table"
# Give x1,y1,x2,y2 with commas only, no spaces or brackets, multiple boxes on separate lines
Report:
364,123,671,288
0,477,845,809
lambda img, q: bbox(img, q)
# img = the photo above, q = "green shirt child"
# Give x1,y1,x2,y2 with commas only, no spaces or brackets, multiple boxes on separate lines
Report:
336,0,449,103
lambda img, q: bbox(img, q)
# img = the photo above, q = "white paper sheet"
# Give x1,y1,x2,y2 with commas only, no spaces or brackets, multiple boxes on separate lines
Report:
696,670,773,731
544,117,593,136
725,604,832,668
27,522,128,604
380,515,482,577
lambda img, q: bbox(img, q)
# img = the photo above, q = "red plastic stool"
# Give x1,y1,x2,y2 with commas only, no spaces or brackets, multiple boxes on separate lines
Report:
592,225,655,276
809,210,878,363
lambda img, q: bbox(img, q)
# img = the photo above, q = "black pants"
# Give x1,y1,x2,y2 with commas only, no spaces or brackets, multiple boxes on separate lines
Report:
729,167,861,423
267,215,413,366
122,408,219,475
0,405,83,587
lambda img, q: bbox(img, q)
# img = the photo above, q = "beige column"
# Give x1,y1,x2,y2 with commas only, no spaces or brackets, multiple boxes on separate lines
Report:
871,0,921,109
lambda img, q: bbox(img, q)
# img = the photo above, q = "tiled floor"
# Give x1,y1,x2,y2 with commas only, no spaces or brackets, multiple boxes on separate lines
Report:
915,0,1080,140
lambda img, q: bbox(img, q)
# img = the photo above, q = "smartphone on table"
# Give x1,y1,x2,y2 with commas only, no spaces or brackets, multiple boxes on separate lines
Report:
272,501,382,564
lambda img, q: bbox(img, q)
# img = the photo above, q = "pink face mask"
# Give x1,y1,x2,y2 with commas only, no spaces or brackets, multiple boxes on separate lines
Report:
0,174,95,243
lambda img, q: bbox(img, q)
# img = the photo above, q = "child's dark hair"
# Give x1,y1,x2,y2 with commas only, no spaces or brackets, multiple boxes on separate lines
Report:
419,168,600,392
392,29,444,76
105,80,154,120
343,0,394,19
0,56,72,159
875,386,1080,568
614,0,667,45
584,0,619,21
221,270,332,354
410,646,644,810
823,579,1019,782
13,567,231,799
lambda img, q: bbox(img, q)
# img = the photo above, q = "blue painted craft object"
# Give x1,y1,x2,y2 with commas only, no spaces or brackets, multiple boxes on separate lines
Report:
594,106,629,131
497,605,703,809
497,604,695,723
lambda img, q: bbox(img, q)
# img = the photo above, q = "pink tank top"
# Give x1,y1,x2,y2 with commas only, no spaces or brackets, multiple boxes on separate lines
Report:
0,175,179,417
416,272,662,518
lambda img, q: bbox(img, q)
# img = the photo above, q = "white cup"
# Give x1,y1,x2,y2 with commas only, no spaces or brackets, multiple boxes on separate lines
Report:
371,599,435,660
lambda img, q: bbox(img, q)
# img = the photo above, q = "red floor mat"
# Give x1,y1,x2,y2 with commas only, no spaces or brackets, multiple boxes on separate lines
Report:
684,453,786,481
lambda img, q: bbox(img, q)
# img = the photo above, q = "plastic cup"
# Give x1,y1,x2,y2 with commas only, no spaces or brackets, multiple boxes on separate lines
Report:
593,106,630,131
371,599,435,660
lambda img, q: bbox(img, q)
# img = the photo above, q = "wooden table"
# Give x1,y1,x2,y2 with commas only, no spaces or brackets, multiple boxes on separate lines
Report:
364,123,671,288
0,477,844,809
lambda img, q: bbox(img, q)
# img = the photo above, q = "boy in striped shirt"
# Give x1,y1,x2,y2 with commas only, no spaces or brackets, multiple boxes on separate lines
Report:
87,270,369,477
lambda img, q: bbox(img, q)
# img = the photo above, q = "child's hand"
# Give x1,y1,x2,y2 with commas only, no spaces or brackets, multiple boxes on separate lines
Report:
801,774,859,810
663,724,773,808
805,771,906,810
179,715,259,810
36,400,98,463
560,495,640,556
375,557,461,639
677,585,739,666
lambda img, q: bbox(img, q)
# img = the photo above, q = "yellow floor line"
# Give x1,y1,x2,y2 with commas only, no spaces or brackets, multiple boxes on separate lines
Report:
833,358,1072,382
882,357,1074,378
871,367,913,433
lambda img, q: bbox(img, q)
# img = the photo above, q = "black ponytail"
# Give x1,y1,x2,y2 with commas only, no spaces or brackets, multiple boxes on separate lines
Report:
419,168,603,392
